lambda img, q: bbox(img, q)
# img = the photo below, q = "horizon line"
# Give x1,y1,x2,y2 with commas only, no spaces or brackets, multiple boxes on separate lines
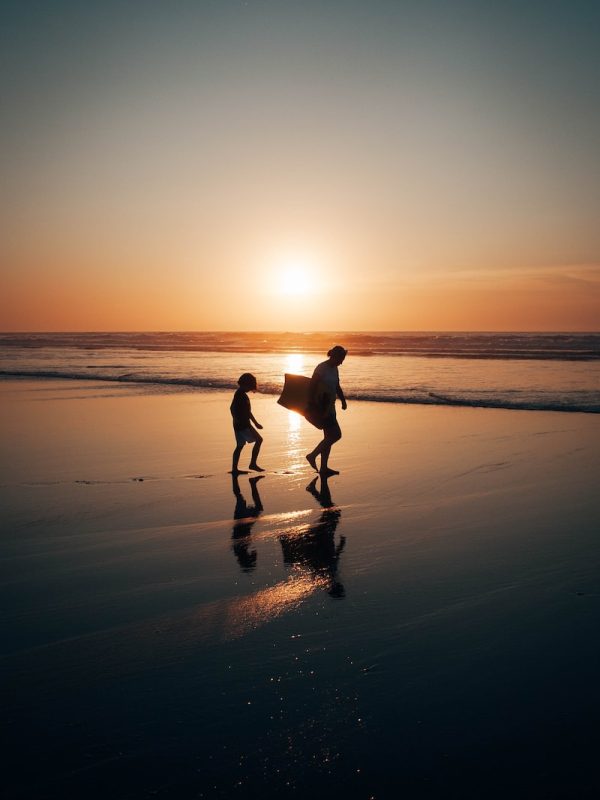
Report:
1,329,600,336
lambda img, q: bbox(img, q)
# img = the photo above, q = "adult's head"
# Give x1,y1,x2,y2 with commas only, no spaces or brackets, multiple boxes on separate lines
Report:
327,345,347,366
238,372,258,391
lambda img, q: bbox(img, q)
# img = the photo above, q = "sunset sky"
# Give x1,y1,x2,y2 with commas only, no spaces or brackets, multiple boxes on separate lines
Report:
2,0,599,331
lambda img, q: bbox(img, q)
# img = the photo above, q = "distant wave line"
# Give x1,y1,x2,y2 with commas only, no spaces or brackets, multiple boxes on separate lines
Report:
1,332,599,360
0,346,598,360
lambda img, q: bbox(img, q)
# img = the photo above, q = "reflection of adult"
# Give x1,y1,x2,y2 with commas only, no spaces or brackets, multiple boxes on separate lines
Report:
278,476,346,597
231,474,264,572
306,345,348,476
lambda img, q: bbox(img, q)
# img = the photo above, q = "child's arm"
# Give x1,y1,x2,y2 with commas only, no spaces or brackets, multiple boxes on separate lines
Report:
250,413,263,430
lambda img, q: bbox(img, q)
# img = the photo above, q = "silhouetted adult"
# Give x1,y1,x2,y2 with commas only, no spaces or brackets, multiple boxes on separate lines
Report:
306,345,348,476
231,474,264,572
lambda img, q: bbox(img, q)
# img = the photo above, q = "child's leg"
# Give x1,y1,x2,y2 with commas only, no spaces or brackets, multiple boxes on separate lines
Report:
248,433,264,471
232,443,245,474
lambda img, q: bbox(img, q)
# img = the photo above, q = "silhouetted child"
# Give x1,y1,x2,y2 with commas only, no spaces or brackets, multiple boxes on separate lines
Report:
230,372,264,474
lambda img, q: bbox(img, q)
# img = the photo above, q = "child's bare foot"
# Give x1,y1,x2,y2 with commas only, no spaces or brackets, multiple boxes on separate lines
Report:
306,454,318,471
229,469,249,475
320,467,339,477
248,464,265,472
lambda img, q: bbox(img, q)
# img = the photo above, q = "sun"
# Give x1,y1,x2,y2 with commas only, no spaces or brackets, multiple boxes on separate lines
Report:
281,268,309,295
277,257,315,296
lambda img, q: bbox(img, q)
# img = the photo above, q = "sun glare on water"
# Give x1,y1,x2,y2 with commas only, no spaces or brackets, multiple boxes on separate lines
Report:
286,353,304,373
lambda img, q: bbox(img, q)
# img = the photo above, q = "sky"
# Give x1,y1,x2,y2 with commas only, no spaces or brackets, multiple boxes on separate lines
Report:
1,0,599,331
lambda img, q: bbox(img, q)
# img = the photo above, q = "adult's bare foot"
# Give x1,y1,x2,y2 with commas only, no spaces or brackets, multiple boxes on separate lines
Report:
306,453,318,471
320,467,339,477
248,463,265,472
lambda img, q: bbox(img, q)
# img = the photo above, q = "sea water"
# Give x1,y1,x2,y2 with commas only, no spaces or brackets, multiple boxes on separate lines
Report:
1,331,599,412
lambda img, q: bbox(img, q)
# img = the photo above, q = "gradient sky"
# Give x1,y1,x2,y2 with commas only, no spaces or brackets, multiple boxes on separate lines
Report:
1,0,599,331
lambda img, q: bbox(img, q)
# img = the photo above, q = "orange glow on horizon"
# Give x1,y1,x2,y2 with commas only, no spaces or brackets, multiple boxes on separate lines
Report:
2,258,598,331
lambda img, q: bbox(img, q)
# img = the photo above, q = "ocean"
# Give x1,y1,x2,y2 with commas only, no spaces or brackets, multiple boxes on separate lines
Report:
1,331,599,413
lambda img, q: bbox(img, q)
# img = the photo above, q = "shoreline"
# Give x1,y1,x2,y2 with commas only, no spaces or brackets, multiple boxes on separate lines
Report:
1,373,598,414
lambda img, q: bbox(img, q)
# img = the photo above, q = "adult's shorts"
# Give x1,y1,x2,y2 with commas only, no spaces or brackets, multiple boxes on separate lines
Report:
322,413,339,431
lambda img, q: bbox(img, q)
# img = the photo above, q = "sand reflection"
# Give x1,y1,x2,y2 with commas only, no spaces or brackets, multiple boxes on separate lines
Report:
231,474,263,572
225,475,346,639
279,476,346,598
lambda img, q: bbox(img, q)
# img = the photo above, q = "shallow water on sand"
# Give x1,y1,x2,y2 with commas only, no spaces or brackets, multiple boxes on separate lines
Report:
2,381,600,798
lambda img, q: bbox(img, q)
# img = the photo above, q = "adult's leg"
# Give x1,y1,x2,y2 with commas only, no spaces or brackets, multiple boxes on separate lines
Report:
306,435,325,471
320,422,342,475
306,443,321,470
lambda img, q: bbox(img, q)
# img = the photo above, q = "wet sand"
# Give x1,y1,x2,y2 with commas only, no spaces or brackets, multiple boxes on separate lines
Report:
2,379,600,798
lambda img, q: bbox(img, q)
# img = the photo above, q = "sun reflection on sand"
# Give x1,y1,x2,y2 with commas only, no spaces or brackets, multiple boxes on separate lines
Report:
277,352,306,467
285,352,304,375
284,354,304,464
224,572,325,640
287,409,302,432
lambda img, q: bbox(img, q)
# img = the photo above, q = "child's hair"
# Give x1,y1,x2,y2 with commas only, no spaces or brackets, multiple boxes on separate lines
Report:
238,372,257,390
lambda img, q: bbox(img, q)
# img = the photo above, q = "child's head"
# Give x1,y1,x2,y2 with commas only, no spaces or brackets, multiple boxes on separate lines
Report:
238,372,258,392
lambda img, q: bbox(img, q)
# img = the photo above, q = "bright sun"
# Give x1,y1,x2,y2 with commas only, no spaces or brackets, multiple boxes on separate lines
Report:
278,258,314,296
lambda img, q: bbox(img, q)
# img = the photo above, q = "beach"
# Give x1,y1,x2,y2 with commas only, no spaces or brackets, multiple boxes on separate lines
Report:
2,377,600,798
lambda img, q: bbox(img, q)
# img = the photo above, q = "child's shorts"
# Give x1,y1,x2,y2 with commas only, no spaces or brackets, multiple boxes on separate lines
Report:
235,427,259,446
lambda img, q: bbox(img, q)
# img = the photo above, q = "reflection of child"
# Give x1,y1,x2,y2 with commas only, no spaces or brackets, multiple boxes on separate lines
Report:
231,474,264,572
230,373,264,475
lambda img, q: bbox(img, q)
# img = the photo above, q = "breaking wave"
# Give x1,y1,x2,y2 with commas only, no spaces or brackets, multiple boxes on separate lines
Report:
2,368,598,413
